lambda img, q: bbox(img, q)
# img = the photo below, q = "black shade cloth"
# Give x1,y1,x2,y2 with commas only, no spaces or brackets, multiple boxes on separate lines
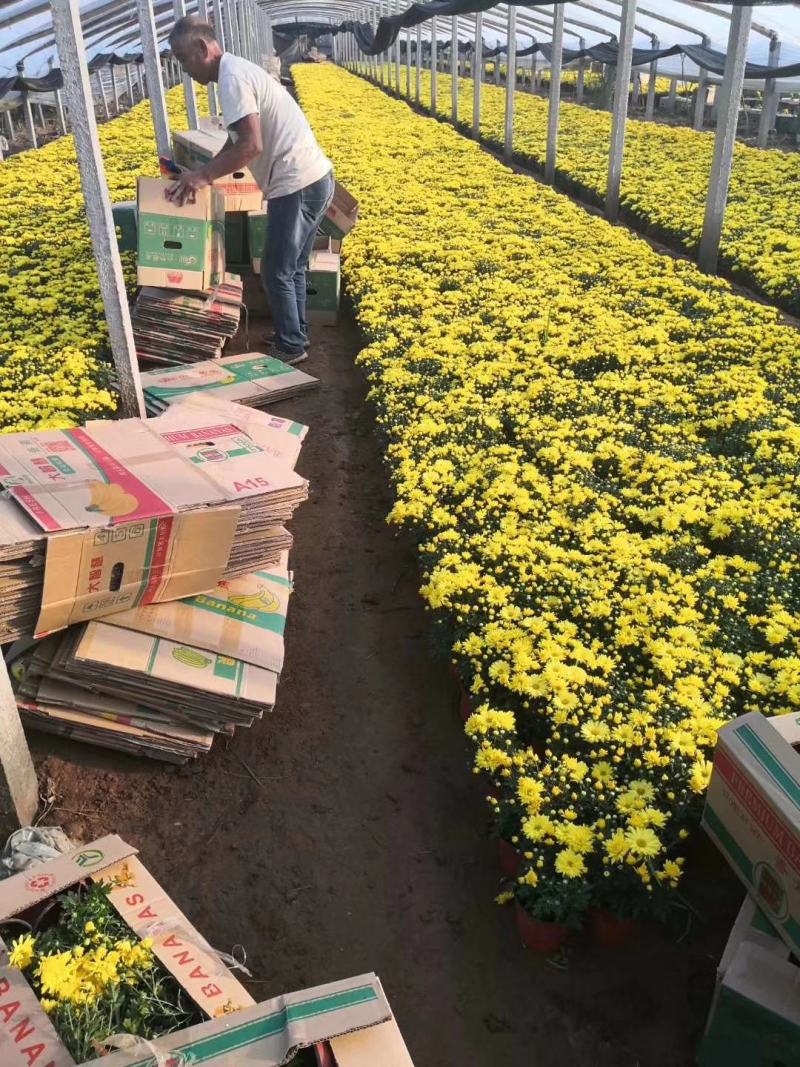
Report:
332,0,797,69
337,14,800,78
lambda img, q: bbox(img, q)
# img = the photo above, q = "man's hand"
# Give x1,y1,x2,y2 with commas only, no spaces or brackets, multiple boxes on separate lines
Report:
164,169,211,207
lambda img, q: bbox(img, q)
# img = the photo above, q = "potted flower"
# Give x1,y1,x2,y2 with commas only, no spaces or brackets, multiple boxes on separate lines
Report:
513,876,591,954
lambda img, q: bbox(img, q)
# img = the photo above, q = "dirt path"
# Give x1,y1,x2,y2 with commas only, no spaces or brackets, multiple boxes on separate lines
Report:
34,295,742,1067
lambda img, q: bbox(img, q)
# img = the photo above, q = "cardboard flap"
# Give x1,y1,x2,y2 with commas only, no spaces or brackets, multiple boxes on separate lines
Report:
35,507,240,638
0,963,76,1067
99,563,291,674
96,973,391,1066
0,835,136,921
96,856,254,1017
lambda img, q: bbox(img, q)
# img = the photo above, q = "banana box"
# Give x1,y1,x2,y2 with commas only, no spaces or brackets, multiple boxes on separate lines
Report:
0,409,306,639
137,177,226,291
172,129,263,213
100,564,292,675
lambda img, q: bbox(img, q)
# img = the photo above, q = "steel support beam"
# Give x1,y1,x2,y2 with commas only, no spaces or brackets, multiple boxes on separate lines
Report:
699,5,753,273
451,14,458,123
544,5,564,184
503,5,516,160
757,36,780,149
472,10,482,138
431,15,438,113
137,0,171,157
51,0,147,421
605,0,637,221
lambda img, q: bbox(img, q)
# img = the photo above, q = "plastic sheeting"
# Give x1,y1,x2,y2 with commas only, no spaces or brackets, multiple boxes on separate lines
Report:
0,51,151,101
336,14,800,78
334,1,798,60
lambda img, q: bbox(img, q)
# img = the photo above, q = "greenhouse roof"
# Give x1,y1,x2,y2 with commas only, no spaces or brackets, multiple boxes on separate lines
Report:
0,1,797,77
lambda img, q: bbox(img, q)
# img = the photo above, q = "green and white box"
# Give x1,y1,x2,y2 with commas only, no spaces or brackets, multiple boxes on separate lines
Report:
703,711,800,958
137,177,225,291
306,249,341,326
318,180,359,240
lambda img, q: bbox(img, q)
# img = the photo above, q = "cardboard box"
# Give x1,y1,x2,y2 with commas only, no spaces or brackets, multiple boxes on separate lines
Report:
140,351,319,413
137,176,225,291
318,180,359,240
111,200,137,252
698,897,800,1066
248,204,268,272
0,840,404,1066
0,407,307,640
173,128,263,213
306,249,341,326
314,234,342,254
703,711,800,959
225,210,248,263
0,834,256,1067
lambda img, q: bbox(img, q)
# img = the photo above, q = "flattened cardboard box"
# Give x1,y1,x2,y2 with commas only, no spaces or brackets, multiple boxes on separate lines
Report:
96,973,393,1067
173,129,263,213
0,419,241,637
0,409,306,640
140,352,318,414
103,564,292,675
0,836,256,1067
137,176,225,291
703,711,800,960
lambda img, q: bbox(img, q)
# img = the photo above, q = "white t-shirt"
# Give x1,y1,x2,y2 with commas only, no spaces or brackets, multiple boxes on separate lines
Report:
217,53,331,200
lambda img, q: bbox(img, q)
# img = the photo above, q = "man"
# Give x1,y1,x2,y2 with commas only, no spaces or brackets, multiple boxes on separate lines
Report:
167,16,334,365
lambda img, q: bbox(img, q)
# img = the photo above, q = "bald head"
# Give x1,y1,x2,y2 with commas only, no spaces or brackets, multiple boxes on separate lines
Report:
170,16,223,85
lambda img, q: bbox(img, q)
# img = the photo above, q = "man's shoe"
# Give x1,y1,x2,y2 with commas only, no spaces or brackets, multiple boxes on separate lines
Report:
285,351,308,366
262,339,308,366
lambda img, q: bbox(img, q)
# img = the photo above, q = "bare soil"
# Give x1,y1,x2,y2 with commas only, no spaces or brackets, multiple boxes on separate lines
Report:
33,292,743,1067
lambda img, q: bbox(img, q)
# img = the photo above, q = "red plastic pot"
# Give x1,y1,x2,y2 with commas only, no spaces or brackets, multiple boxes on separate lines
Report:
590,907,639,949
314,1042,336,1066
498,838,523,879
514,901,569,954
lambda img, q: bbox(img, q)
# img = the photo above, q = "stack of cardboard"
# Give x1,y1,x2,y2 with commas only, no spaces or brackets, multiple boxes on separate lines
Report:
132,275,244,365
0,402,307,645
140,351,319,414
700,712,800,1064
16,555,292,762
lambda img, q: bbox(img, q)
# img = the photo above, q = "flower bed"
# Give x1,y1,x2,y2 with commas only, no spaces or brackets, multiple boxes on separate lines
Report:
385,68,800,317
0,88,193,432
295,63,799,928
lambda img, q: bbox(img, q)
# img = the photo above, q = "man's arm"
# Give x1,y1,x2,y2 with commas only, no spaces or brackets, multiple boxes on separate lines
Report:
165,116,262,204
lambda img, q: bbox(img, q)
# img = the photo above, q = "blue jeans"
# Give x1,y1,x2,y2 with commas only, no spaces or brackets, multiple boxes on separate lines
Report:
262,170,335,355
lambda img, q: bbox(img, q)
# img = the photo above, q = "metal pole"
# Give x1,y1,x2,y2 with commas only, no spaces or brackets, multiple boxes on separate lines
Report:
698,5,753,273
494,51,500,86
137,0,171,158
667,75,677,113
473,11,482,138
605,0,637,221
51,0,146,419
111,63,120,113
22,92,37,148
431,15,438,112
451,15,458,123
544,4,564,183
757,35,780,148
645,38,657,120
693,68,708,130
125,62,135,107
174,0,199,127
576,38,586,103
55,88,68,132
265,11,273,58
138,63,146,100
95,70,110,120
395,0,402,91
197,0,218,114
503,6,516,160
415,23,421,102
406,27,411,97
